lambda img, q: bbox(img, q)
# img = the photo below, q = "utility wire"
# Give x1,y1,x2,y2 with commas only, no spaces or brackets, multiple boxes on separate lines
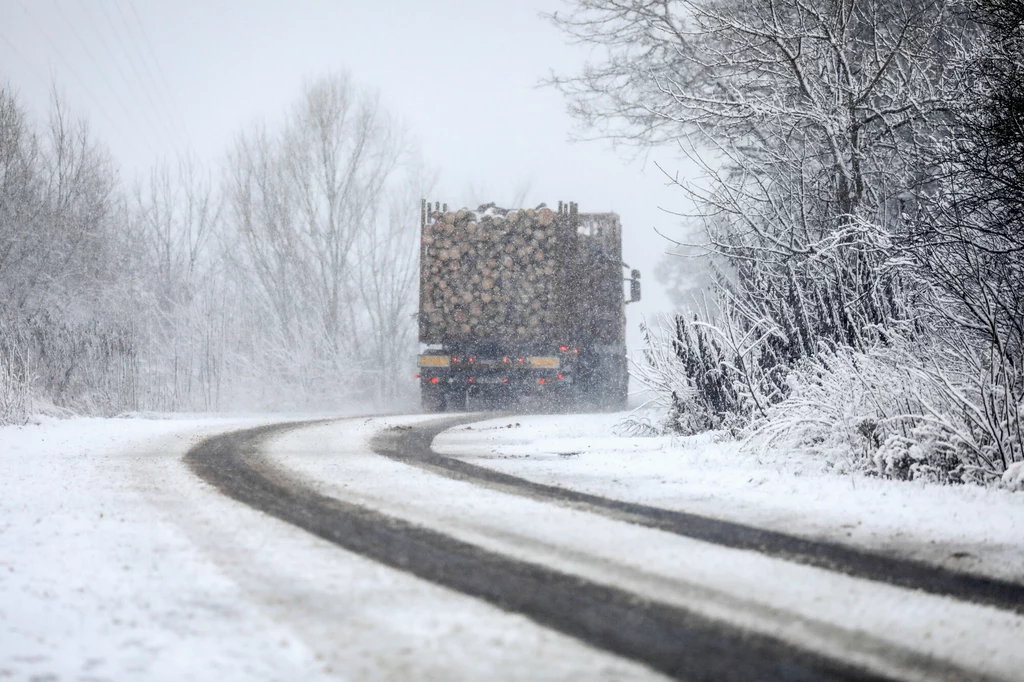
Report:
119,0,193,150
15,1,161,158
79,0,170,160
95,0,181,154
0,28,50,83
52,1,160,157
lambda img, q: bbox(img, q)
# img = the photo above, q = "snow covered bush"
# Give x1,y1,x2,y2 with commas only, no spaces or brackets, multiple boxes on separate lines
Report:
0,346,31,425
553,0,1023,489
630,305,787,436
1004,463,1024,492
630,316,736,435
746,333,1023,485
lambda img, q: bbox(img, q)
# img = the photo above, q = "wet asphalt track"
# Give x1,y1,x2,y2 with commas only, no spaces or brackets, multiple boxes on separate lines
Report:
184,416,1022,681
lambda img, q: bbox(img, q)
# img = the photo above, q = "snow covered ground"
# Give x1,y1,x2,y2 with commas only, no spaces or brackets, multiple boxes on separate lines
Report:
434,413,1024,584
0,414,660,681
0,415,321,681
269,417,1024,682
3,411,1023,681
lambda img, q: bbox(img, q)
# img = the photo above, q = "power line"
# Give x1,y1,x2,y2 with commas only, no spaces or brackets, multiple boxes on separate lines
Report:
15,1,161,158
100,0,182,154
79,3,142,103
95,0,182,155
119,0,193,151
79,0,171,161
52,1,160,157
0,28,50,84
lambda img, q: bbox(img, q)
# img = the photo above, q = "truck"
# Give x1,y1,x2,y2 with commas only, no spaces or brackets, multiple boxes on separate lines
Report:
416,199,640,412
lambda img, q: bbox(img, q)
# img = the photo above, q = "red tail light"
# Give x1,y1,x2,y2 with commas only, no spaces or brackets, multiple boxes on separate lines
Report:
557,374,563,379
502,378,508,383
538,378,545,385
559,345,567,352
518,358,524,363
503,357,510,363
414,374,420,379
573,348,579,354
452,357,459,363
468,357,474,363
430,377,439,384
468,377,473,383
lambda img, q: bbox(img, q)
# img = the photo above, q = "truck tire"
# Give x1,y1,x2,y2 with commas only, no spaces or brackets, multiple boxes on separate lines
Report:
444,388,468,413
421,385,444,413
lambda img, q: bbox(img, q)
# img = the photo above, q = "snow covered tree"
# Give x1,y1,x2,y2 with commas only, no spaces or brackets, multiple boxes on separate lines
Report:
905,0,1024,473
224,73,423,406
551,0,959,329
0,85,137,418
550,2,1024,482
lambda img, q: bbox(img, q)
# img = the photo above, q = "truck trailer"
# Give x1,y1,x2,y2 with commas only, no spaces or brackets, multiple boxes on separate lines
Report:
417,200,639,412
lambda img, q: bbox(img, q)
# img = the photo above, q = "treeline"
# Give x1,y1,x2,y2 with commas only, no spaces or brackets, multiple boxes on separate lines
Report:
551,0,1023,484
0,73,427,423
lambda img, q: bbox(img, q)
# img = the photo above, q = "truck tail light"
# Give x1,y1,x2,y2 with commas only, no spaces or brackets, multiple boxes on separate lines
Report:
559,345,567,352
538,378,545,385
430,377,439,384
557,374,563,379
573,348,579,354
468,377,473,383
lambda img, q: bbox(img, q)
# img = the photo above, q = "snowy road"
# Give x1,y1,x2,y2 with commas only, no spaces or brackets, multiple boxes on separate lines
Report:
3,414,1024,680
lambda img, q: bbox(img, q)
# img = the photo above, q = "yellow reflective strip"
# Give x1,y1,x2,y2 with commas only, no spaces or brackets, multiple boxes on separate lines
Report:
418,355,450,367
527,357,560,368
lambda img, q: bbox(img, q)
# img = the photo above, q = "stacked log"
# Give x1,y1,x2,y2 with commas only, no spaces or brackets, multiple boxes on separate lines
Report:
419,202,575,344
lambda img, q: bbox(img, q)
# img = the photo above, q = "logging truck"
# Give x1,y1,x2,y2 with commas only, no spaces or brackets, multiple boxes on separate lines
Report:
417,200,640,412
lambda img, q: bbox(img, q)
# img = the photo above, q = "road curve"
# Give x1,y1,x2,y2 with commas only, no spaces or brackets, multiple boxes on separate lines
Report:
185,418,891,682
371,416,1024,616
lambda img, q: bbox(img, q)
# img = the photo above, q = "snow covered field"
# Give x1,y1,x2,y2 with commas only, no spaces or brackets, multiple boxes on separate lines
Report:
435,413,1024,584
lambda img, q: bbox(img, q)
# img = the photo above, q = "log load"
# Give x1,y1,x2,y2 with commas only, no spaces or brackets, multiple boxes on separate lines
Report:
419,201,578,345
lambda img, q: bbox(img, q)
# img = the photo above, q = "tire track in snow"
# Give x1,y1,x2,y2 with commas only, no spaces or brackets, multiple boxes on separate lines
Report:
370,416,1024,616
186,419,892,682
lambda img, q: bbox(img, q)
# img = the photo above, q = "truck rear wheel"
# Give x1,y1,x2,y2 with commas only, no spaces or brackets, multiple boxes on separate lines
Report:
444,388,468,412
421,385,444,413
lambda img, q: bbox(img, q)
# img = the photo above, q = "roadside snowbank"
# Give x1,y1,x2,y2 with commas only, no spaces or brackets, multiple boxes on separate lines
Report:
434,413,1024,584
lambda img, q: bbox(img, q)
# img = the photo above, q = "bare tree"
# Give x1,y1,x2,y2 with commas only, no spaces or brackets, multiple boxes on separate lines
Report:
0,85,136,418
549,0,962,281
224,73,421,406
129,153,226,410
355,161,435,402
548,0,965,407
134,154,220,310
548,2,1024,481
281,74,404,362
226,123,305,345
905,0,1024,472
0,86,42,300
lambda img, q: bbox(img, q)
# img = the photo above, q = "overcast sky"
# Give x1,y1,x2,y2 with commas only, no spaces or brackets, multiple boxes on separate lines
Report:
0,0,703,349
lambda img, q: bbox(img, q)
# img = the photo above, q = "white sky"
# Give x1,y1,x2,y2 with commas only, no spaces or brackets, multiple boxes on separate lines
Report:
0,0,703,349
